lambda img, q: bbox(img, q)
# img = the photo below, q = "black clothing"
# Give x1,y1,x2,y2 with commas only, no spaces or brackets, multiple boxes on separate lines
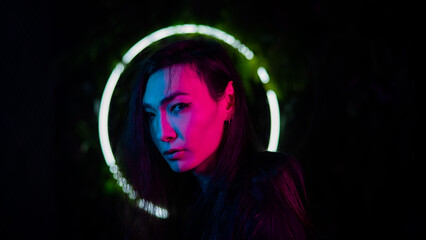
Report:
186,151,310,240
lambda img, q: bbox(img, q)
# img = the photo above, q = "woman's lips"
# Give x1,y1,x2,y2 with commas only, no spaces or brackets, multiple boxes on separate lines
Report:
163,149,185,160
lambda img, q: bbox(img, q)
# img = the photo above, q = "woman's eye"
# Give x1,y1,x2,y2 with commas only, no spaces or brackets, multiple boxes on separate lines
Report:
171,103,189,113
145,112,155,120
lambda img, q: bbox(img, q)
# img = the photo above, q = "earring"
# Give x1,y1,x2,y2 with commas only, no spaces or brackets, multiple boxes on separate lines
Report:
227,119,232,126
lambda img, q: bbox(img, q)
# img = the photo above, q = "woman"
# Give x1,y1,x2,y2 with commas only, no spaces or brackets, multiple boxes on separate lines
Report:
121,36,312,239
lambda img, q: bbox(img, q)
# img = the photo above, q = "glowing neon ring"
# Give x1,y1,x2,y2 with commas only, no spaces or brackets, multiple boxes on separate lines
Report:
98,24,280,218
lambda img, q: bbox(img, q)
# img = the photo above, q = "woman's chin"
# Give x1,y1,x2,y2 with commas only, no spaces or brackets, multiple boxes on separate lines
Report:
168,161,194,173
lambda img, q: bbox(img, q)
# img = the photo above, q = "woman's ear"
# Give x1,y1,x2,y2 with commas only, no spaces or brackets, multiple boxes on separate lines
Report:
223,81,235,119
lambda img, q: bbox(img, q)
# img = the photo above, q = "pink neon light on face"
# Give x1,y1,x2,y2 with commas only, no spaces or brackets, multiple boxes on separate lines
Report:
143,64,229,175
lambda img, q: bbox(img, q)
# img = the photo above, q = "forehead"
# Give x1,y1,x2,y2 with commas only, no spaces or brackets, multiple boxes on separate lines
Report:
143,64,208,105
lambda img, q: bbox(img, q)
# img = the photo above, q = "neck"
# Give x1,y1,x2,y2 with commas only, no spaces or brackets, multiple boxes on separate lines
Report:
192,152,219,193
193,172,211,193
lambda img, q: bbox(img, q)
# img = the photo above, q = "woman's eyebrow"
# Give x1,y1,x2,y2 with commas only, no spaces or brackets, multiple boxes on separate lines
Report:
143,92,189,110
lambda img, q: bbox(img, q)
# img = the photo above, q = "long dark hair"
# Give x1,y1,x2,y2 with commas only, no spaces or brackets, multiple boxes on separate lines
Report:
121,35,257,238
120,35,311,239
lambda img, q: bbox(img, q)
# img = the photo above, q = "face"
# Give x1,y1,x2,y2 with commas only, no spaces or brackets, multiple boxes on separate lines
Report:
143,64,233,175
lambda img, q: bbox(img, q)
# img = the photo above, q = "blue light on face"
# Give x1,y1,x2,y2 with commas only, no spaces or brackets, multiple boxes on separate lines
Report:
98,24,281,218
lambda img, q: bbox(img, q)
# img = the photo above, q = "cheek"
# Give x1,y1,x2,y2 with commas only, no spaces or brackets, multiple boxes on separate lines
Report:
185,119,203,136
185,108,224,148
170,115,191,139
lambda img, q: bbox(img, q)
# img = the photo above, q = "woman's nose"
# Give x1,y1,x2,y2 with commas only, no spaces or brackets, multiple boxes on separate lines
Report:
157,114,177,142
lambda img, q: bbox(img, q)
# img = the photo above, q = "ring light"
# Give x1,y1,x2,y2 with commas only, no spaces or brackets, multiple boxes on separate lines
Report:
98,24,281,218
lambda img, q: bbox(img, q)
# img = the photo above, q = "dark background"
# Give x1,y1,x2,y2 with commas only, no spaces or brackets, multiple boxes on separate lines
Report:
2,0,419,239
